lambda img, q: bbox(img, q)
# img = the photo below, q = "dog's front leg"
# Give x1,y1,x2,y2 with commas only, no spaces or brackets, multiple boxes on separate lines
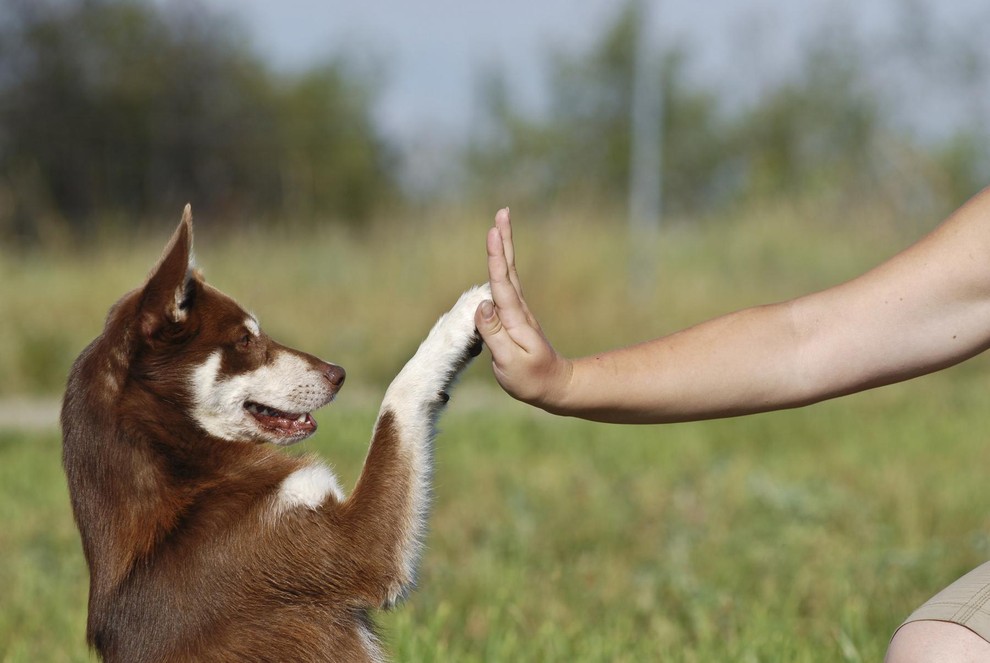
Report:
340,285,490,608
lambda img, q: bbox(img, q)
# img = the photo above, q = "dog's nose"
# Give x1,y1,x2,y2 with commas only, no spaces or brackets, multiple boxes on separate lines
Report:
324,363,346,389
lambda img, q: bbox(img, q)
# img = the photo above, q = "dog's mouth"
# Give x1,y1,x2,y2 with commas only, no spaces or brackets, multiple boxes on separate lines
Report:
244,401,318,443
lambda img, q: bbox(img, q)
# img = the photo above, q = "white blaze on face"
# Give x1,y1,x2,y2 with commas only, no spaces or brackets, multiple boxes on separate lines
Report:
189,348,333,442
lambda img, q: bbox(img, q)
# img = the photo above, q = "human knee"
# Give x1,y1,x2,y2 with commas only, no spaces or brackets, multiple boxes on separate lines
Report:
885,620,990,663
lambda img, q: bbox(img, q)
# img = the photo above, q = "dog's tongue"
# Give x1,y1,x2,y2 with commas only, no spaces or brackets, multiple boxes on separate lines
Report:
270,412,316,436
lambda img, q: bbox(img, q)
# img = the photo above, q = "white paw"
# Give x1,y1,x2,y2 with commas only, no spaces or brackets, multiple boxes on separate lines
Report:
384,284,491,409
428,283,491,362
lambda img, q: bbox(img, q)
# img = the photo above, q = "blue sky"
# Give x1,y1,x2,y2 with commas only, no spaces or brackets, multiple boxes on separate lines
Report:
200,0,987,145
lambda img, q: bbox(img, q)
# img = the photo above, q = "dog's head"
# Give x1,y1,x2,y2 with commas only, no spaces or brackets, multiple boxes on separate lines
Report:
122,206,344,446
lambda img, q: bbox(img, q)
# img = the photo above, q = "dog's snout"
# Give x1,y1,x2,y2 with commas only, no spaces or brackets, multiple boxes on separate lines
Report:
324,363,345,389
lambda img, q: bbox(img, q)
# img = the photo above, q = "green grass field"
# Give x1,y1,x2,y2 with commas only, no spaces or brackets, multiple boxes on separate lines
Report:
2,201,988,661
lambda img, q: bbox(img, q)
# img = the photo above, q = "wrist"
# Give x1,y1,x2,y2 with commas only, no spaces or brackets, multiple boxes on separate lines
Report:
534,355,575,415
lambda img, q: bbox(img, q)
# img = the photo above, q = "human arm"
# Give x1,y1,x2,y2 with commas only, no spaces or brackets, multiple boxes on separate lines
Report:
475,193,990,423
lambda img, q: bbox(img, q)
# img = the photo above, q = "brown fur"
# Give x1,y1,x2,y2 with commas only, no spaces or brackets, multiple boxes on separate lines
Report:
61,210,476,662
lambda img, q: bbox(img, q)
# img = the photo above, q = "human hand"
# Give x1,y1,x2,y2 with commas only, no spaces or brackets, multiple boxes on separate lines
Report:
475,208,572,409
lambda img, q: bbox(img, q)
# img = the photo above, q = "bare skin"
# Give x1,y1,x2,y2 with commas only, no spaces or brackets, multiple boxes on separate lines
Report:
475,192,990,423
473,191,990,660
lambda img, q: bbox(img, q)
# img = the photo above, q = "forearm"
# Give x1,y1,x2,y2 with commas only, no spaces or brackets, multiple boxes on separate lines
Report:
479,191,990,425
542,302,814,423
541,197,990,424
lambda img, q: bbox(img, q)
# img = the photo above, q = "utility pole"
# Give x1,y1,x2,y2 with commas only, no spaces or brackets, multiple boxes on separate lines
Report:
628,0,663,297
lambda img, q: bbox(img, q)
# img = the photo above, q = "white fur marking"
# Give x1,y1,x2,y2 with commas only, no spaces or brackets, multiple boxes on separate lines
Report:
277,464,342,513
170,284,189,323
244,316,260,337
377,284,490,595
189,349,334,442
357,623,387,663
191,351,223,412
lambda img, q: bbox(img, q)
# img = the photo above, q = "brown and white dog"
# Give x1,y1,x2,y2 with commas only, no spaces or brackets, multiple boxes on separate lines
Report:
61,207,489,662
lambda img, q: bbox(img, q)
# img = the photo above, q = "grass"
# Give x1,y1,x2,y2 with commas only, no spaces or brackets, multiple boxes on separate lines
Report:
2,198,987,660
3,380,990,661
0,197,920,395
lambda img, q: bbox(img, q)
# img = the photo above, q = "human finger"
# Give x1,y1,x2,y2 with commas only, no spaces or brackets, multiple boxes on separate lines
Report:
487,224,550,348
487,226,531,333
493,207,541,328
494,207,524,296
475,298,516,359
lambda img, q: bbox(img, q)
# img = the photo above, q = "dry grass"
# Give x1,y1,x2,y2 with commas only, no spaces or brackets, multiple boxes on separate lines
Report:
3,199,986,661
0,197,924,395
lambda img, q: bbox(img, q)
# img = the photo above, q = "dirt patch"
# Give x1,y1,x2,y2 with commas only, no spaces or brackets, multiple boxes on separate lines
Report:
0,398,61,432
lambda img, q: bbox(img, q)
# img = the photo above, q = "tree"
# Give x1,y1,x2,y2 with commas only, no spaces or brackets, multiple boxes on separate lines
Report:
465,0,989,219
466,2,730,216
0,0,395,243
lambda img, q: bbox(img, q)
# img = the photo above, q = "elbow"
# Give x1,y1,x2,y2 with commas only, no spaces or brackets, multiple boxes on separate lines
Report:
777,298,835,408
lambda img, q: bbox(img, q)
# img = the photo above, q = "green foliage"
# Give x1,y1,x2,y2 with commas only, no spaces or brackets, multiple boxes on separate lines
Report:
0,195,924,397
1,197,984,659
466,1,990,218
4,364,990,660
731,35,882,198
0,431,91,662
467,4,729,215
0,0,395,243
933,131,990,207
2,0,985,241
276,64,396,221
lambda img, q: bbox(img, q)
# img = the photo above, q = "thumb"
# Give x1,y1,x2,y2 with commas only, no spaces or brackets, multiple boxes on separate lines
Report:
475,299,517,361
475,299,502,340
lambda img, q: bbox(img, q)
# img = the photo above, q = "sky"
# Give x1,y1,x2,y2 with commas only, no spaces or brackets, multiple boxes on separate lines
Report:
197,0,988,147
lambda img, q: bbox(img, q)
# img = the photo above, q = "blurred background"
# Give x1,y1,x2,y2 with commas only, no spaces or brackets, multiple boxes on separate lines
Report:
1,0,988,242
3,1,990,660
3,0,990,393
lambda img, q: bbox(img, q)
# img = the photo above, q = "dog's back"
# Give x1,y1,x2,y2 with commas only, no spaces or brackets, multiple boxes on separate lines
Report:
62,209,488,661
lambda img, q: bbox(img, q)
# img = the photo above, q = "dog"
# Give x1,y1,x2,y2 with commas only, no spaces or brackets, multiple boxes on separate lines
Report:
61,206,489,662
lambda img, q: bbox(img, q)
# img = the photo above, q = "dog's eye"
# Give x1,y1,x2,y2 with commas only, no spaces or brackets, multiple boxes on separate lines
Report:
238,334,252,348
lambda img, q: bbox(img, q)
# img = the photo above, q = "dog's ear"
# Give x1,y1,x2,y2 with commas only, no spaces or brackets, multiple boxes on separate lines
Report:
140,204,200,340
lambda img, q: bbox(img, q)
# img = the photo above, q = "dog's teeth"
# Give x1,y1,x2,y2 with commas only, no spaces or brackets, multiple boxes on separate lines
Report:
246,402,307,422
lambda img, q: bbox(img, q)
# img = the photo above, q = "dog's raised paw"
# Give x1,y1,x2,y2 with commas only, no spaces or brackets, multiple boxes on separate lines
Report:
386,285,491,410
436,285,490,366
